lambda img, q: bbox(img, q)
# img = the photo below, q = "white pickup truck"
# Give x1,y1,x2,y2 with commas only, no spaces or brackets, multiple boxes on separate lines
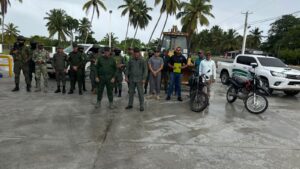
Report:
217,54,300,96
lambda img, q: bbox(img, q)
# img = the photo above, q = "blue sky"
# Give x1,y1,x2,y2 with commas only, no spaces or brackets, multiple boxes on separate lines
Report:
5,0,300,43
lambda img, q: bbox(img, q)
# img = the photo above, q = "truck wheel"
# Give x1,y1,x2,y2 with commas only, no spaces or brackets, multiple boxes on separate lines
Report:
220,71,229,85
260,78,273,95
284,91,300,96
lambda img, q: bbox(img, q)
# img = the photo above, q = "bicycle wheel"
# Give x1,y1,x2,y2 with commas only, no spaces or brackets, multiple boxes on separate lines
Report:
190,90,209,112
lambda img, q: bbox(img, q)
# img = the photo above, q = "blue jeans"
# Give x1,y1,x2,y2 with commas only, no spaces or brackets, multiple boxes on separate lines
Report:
167,72,182,98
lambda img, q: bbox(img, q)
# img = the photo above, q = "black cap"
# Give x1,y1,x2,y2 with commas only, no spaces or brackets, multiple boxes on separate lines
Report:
57,45,64,49
78,46,84,50
133,48,140,53
103,47,110,52
17,36,26,41
73,43,78,48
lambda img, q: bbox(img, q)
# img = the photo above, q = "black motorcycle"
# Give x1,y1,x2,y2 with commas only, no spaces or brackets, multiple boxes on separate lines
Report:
190,71,209,112
226,63,269,114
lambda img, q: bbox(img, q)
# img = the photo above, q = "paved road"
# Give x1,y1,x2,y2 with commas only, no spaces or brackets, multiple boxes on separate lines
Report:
0,77,300,169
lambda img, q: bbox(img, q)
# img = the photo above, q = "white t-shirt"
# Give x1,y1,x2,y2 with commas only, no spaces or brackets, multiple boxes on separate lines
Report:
199,59,217,80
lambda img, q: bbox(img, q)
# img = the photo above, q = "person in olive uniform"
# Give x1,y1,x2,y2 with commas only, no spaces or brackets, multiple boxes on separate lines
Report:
11,36,31,92
125,48,147,112
95,47,117,109
68,44,84,95
79,46,88,92
29,41,37,88
32,43,50,92
89,45,101,94
113,48,125,97
52,46,68,94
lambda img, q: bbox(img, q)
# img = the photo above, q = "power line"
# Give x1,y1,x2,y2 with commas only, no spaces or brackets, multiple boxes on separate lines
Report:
234,10,300,30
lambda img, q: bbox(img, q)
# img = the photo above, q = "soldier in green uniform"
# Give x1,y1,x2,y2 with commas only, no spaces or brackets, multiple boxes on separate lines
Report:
95,47,117,109
32,43,50,92
113,48,125,97
68,44,84,95
11,36,31,92
29,41,37,88
79,46,88,92
125,48,147,112
52,46,68,94
89,45,101,94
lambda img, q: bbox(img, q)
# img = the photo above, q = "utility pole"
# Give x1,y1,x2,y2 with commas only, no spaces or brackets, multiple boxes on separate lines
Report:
109,10,112,51
241,11,252,54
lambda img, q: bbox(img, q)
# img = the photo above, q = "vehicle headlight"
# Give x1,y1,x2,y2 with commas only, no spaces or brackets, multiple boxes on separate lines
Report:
271,71,286,78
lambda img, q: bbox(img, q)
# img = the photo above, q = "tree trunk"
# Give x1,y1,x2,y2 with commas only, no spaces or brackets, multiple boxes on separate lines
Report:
148,12,162,45
158,14,169,49
124,16,130,51
2,14,4,44
131,27,138,48
85,7,95,43
70,32,74,45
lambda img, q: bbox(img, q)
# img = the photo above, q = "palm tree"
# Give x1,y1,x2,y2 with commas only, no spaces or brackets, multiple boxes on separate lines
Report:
249,27,263,48
4,22,19,46
176,0,214,46
83,0,107,43
118,0,137,48
0,0,22,43
65,15,79,45
44,9,68,44
156,0,180,43
78,17,92,43
130,0,152,47
222,29,240,51
100,33,119,47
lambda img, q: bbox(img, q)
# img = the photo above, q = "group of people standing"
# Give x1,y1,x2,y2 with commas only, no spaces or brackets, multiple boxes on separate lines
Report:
10,36,217,112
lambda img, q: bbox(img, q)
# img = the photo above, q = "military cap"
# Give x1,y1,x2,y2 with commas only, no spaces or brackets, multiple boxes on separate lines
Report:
133,47,140,53
17,36,26,41
72,43,78,47
154,49,161,53
57,45,64,49
78,45,84,50
103,47,110,52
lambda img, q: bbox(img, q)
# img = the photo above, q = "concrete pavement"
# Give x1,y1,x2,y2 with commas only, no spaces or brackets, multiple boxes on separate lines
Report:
0,77,300,169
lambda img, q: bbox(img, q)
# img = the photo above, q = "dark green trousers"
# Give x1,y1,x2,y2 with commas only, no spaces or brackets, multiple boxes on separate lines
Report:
128,81,144,108
97,78,114,103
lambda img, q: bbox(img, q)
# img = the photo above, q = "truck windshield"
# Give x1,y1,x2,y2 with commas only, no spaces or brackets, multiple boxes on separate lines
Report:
257,57,287,67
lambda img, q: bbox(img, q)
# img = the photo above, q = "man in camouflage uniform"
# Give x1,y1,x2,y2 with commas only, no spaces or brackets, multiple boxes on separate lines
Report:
79,46,88,92
68,44,84,95
113,48,125,97
52,46,68,94
32,43,50,92
95,47,117,109
89,45,101,94
11,36,31,92
125,48,147,112
29,41,37,88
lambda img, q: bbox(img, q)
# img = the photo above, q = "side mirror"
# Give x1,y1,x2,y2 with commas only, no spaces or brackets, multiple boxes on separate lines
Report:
250,63,258,68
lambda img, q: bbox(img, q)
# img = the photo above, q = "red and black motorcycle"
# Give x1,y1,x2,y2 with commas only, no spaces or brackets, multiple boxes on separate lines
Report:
226,63,269,114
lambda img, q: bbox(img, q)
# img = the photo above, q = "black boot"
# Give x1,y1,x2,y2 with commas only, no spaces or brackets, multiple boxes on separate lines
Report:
26,84,31,92
115,88,118,95
12,83,20,92
118,90,122,97
144,89,147,94
55,86,61,93
79,90,83,95
62,86,66,94
68,90,74,94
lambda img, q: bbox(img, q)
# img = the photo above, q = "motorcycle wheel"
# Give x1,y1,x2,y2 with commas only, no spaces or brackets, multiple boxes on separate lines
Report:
190,90,209,112
244,93,268,114
226,86,238,103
